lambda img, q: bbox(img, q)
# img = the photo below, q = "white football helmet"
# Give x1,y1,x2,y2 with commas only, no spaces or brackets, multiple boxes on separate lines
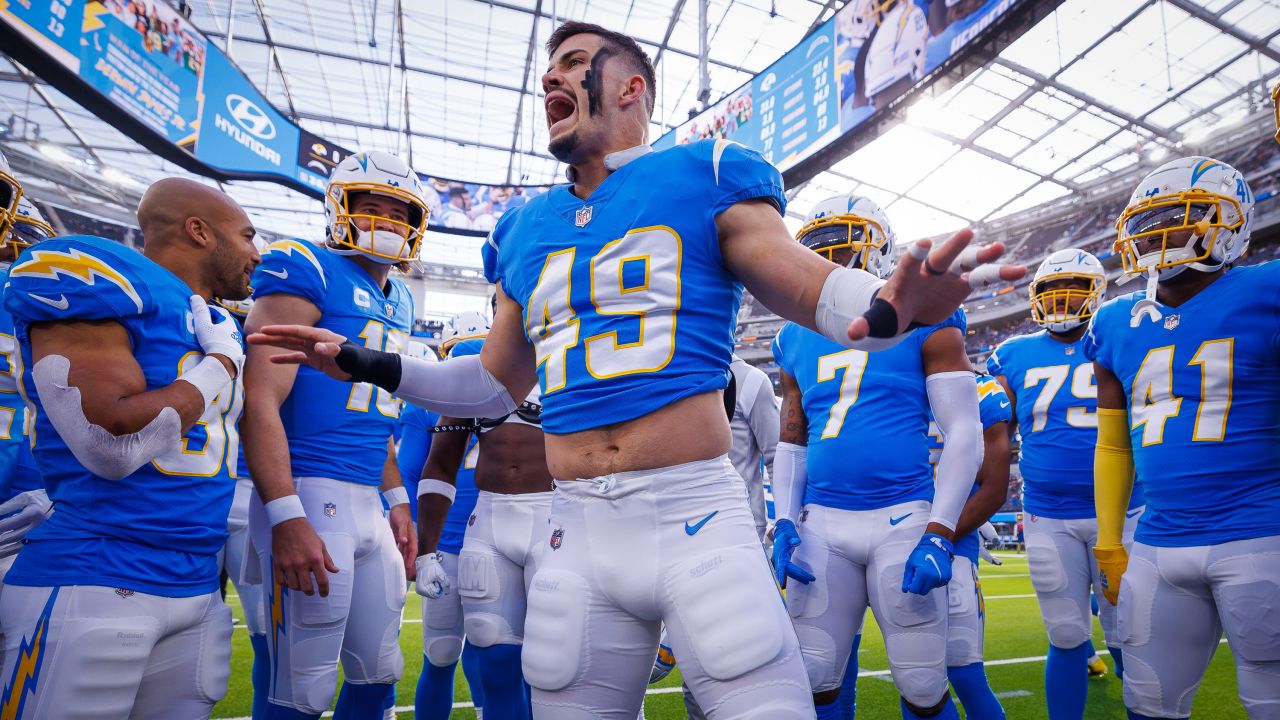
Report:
1029,249,1106,333
324,151,431,264
0,151,23,245
406,339,438,362
796,194,897,278
5,196,55,252
214,297,254,318
440,311,490,355
863,1,927,98
1115,156,1253,280
1272,81,1279,145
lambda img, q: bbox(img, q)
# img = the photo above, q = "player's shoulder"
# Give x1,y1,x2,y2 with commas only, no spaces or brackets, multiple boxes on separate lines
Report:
483,201,545,284
1223,259,1280,289
1092,290,1142,331
927,306,967,334
976,373,1013,426
773,321,805,354
663,140,784,209
253,238,331,303
992,328,1047,358
5,235,159,323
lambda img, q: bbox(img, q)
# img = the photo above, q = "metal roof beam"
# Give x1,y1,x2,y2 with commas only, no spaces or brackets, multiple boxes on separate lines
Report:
994,58,1169,137
292,109,558,162
1164,0,1280,63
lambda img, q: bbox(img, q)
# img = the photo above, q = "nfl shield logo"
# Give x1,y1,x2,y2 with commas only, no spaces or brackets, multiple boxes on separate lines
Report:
1164,314,1181,330
575,205,593,227
1065,346,1075,356
324,502,337,518
384,303,395,319
115,588,134,598
550,528,564,550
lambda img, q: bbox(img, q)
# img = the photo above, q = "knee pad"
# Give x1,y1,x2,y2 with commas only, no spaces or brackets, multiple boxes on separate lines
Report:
946,565,982,667
1041,598,1090,649
425,633,464,668
793,623,840,692
667,545,787,682
1217,579,1280,663
522,569,590,692
423,594,465,667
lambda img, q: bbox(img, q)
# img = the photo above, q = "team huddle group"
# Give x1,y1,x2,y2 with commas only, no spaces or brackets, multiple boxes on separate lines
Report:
0,20,1274,720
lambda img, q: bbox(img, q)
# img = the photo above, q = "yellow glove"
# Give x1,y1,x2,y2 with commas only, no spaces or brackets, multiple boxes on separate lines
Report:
1093,544,1129,606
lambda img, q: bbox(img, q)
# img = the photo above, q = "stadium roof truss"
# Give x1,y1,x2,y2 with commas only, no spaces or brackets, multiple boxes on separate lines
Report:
1,0,1278,248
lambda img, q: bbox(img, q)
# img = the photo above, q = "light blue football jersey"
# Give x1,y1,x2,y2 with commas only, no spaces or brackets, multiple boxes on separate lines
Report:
771,309,966,511
0,266,26,498
482,140,785,434
396,403,438,517
437,337,489,554
987,329,1144,519
1084,262,1280,547
3,236,243,597
927,374,1012,562
251,240,414,486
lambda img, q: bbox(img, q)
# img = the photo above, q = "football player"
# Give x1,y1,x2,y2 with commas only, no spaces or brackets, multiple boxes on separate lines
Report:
1087,156,1279,719
0,160,56,668
0,177,258,717
410,317,487,720
415,309,550,720
241,151,424,719
926,372,1013,720
250,21,1021,717
986,247,1142,720
771,195,982,720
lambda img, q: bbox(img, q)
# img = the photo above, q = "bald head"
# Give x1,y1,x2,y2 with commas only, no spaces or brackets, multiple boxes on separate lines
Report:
137,177,260,300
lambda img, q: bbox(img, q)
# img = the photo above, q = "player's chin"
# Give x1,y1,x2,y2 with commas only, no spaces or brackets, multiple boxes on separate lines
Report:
548,127,581,162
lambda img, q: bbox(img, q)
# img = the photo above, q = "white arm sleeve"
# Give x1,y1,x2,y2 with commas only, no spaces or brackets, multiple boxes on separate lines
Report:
33,355,183,481
979,521,998,542
745,369,779,473
394,354,518,418
814,267,908,352
926,370,984,531
772,442,807,523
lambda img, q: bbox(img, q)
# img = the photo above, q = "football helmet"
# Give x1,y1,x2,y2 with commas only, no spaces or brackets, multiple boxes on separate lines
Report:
324,151,431,264
1028,248,1106,333
863,1,927,97
214,297,254,318
796,194,896,278
1114,156,1253,281
440,311,490,355
4,196,54,253
0,152,23,245
406,339,438,362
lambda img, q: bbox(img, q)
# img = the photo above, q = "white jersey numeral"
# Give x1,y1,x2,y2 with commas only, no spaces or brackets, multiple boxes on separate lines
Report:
526,228,682,391
1024,363,1096,432
152,351,244,477
816,349,870,439
346,320,409,417
1131,339,1233,446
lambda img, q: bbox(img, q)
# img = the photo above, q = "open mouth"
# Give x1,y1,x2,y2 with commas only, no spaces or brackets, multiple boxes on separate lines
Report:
545,92,577,132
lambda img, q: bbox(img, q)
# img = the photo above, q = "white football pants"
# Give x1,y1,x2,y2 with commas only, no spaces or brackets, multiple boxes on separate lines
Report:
225,476,265,636
458,490,552,648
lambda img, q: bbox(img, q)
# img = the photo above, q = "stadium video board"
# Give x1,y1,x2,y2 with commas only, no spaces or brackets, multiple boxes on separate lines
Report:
654,0,1025,173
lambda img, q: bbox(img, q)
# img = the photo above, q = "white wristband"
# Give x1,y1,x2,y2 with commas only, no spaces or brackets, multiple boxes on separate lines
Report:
264,495,306,527
178,355,233,407
417,478,457,502
382,487,410,508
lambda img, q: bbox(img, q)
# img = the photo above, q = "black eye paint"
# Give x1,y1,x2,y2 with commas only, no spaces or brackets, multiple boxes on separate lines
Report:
581,48,616,117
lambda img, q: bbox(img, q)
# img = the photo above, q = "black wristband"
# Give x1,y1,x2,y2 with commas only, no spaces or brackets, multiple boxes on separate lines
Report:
863,297,901,338
334,341,402,392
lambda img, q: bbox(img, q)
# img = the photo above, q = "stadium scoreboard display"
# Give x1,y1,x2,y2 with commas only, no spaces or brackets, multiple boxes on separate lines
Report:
654,0,1026,175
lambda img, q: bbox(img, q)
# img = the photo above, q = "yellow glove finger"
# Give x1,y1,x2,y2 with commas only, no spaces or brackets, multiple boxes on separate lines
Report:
1093,544,1129,606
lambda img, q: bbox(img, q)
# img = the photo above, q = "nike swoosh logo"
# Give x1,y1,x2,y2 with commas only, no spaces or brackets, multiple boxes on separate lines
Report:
999,401,1010,408
926,555,941,575
889,513,912,526
261,268,288,280
684,510,718,536
1126,509,1141,519
28,293,69,310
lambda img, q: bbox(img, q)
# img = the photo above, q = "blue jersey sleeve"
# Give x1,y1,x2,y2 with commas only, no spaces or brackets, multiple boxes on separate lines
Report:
397,405,437,509
483,211,522,286
701,140,786,218
1082,297,1127,370
4,238,154,323
449,337,484,359
976,374,1012,428
771,324,795,376
251,240,329,306
985,340,1007,377
918,307,967,344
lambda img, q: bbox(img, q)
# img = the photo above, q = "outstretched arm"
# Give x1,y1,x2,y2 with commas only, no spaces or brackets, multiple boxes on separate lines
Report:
717,199,1024,349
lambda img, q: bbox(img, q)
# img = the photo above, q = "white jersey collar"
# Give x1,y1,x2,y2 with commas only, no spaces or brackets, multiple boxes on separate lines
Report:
565,144,653,183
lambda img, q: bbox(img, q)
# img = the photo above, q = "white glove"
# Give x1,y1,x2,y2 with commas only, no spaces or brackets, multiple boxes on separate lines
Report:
415,552,450,599
0,489,53,558
979,545,1002,566
189,296,245,375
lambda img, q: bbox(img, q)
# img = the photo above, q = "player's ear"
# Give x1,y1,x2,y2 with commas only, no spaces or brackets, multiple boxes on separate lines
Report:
618,74,646,112
185,217,213,248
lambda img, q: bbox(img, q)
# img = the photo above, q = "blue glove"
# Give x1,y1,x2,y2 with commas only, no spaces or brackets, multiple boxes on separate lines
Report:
771,519,815,589
901,533,954,595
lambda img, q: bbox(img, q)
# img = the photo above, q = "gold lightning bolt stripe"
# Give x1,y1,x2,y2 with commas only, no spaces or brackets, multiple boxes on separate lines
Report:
11,249,143,313
1,589,58,720
263,240,327,288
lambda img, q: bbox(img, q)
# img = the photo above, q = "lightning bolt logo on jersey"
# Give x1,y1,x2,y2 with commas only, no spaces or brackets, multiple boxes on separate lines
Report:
1084,261,1280,547
2,236,244,596
251,239,414,484
481,140,784,433
927,374,1011,562
771,309,965,510
987,329,1144,519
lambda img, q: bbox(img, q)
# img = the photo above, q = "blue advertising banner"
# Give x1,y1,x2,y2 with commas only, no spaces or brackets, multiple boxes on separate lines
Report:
194,44,299,179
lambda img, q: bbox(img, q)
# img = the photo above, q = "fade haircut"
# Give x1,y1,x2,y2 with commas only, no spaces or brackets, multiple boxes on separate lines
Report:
546,21,657,119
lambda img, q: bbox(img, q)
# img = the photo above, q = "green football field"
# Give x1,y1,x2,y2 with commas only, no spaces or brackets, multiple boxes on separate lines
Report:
212,553,1249,719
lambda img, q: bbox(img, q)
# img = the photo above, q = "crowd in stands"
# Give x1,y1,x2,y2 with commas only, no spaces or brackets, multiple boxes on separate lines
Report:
423,180,545,232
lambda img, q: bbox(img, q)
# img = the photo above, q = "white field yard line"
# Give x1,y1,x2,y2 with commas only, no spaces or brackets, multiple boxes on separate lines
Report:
219,640,1231,720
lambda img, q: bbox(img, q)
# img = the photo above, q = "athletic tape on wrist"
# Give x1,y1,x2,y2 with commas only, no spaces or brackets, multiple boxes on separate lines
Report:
382,486,410,507
334,341,402,391
265,495,306,526
417,478,457,502
179,355,233,407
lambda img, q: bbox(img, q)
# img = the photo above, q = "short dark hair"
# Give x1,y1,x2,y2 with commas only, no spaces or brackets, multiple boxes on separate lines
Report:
546,21,656,119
